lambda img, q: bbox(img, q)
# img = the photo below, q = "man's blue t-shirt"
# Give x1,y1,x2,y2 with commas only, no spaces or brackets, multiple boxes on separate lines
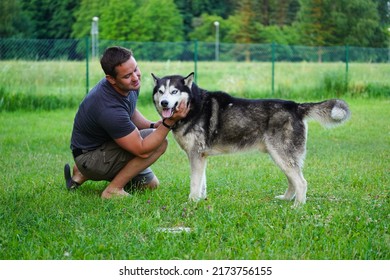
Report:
71,78,138,150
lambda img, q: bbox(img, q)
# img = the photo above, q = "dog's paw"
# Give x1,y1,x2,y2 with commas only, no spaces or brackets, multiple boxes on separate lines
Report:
275,194,290,201
293,197,306,207
188,194,201,202
292,200,305,208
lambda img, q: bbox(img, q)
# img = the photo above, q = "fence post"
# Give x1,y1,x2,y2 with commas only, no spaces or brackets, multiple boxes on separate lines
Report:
85,36,89,95
345,45,349,89
194,40,198,83
271,42,275,96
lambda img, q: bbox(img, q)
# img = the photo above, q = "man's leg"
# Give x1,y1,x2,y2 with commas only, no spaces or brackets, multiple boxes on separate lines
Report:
101,139,167,198
145,176,159,189
125,172,160,193
64,162,88,190
72,164,88,185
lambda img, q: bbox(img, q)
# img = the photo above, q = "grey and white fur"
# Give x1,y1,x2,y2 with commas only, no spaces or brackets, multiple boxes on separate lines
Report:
152,72,350,206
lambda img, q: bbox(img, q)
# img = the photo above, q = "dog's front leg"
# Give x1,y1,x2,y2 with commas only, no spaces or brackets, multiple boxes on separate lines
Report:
188,152,207,202
200,165,207,199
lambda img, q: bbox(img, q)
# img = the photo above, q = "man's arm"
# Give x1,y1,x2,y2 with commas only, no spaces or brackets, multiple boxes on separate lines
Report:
116,101,189,158
131,109,156,129
115,123,171,158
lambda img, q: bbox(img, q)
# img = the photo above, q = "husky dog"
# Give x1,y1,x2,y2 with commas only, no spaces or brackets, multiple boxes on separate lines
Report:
152,72,350,206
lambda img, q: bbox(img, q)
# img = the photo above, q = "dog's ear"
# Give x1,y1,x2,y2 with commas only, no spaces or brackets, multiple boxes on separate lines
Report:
151,73,159,85
183,72,194,89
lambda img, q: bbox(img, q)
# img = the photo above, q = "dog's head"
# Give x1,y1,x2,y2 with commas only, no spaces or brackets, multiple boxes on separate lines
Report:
151,72,193,119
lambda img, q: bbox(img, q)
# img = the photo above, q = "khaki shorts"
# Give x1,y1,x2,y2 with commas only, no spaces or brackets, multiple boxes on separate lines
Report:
74,129,155,186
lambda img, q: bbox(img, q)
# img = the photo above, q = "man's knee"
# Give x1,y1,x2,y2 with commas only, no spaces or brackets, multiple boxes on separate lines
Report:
147,175,160,189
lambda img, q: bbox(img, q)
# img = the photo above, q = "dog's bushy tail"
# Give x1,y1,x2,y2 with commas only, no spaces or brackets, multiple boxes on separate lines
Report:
300,99,351,127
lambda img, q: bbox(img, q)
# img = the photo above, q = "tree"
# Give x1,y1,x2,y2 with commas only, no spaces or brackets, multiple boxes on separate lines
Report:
271,0,300,26
331,0,386,47
0,0,33,38
189,0,236,17
99,0,138,41
373,0,390,26
286,0,301,25
297,0,386,47
49,0,80,39
189,13,225,42
2,0,386,48
85,0,184,42
260,24,301,45
130,0,184,42
226,0,263,44
297,0,335,46
21,0,79,39
231,0,300,27
71,0,107,39
374,0,390,47
174,0,236,40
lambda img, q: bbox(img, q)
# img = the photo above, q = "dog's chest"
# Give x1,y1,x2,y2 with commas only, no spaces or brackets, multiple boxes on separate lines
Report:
172,124,207,154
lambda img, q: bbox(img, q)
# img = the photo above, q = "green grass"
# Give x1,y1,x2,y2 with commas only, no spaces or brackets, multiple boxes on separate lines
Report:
0,61,389,111
0,99,388,260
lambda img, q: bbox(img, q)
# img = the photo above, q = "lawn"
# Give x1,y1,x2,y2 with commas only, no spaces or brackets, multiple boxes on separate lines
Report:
0,98,388,260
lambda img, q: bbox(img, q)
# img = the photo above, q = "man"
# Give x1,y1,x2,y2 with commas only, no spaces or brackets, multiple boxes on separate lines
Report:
64,46,189,198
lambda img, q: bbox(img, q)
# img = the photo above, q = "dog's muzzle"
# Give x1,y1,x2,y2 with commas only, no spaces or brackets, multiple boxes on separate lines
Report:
160,101,177,118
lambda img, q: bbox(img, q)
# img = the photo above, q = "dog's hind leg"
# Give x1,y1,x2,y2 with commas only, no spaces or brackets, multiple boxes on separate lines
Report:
188,152,208,202
275,175,296,201
274,165,307,206
279,167,307,207
266,143,307,206
293,172,307,206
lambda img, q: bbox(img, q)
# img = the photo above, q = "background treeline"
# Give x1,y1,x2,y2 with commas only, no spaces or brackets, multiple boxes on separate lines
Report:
1,0,389,48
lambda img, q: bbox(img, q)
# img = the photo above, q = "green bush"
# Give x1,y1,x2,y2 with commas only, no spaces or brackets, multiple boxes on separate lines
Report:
321,71,348,97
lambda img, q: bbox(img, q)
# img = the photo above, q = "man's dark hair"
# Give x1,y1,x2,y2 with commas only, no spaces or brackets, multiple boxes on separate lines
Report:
100,46,133,77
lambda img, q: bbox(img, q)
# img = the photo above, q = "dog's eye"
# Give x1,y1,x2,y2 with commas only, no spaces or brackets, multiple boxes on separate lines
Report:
158,90,164,95
171,90,178,95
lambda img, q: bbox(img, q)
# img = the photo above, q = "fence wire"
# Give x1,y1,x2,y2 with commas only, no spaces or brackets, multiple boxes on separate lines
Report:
1,38,389,99
1,38,389,62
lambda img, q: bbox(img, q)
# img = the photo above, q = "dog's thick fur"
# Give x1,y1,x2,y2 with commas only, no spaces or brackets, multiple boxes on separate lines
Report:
152,72,350,206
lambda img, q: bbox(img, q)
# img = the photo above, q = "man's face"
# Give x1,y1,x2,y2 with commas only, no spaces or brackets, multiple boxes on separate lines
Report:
107,56,141,96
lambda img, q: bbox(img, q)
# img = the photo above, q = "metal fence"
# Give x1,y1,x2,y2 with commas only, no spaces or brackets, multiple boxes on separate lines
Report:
1,37,389,97
1,37,389,62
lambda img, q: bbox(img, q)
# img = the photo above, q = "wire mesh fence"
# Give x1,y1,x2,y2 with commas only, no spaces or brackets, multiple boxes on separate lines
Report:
1,37,389,62
0,37,389,107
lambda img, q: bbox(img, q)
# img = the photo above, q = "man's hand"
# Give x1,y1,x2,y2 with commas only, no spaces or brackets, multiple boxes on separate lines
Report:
153,119,163,128
168,100,190,122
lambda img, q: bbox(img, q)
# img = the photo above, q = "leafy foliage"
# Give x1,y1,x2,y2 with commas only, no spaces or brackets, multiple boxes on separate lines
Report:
99,0,138,41
71,0,107,39
189,14,225,42
331,0,385,47
129,0,184,42
0,0,33,38
1,0,388,47
20,0,80,39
